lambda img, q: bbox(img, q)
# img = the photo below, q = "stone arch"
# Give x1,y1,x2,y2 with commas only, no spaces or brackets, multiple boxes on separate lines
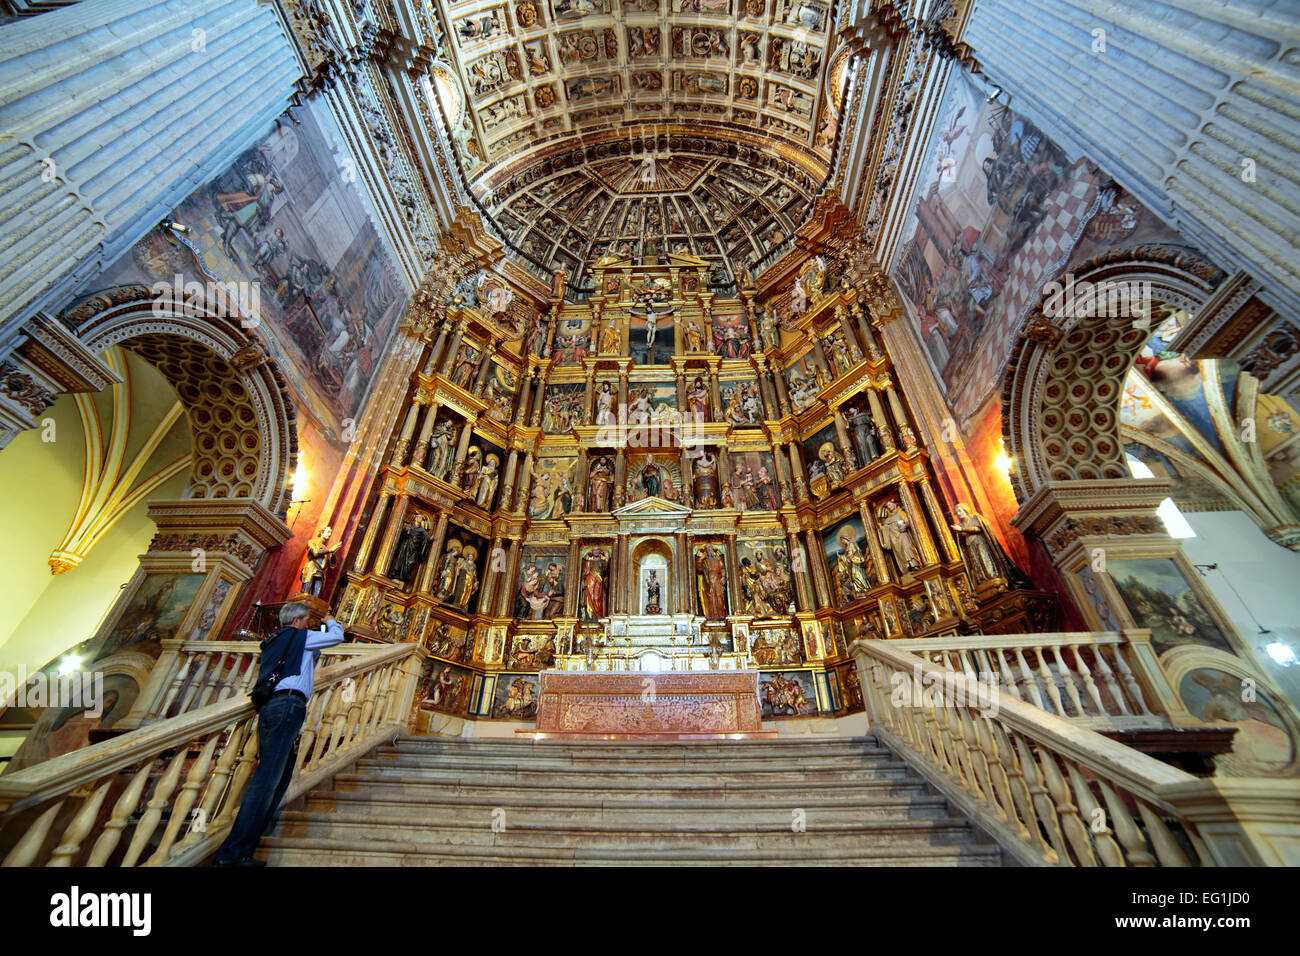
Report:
61,284,299,515
1001,245,1225,503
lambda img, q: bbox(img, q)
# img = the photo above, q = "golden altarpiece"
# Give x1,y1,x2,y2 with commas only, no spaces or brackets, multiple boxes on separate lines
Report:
326,251,1053,725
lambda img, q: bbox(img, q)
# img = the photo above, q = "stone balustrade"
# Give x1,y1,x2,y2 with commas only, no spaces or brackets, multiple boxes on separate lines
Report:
0,643,421,867
851,638,1300,866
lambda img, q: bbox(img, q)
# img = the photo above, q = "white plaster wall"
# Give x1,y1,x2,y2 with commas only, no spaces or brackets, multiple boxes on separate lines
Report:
1181,510,1300,710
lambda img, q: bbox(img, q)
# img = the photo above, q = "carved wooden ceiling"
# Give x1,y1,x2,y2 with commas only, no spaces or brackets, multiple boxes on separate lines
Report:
428,0,849,290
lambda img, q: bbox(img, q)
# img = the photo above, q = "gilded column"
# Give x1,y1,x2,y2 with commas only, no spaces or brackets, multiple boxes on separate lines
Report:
390,398,422,467
865,387,895,453
500,448,519,512
772,442,794,506
708,367,723,422
473,339,496,394
424,319,450,375
899,481,939,567
450,419,475,485
419,510,450,594
770,363,791,416
859,500,891,586
410,397,441,471
374,495,411,580
804,528,833,606
528,368,548,426
354,491,392,575
920,476,960,562
613,447,627,507
787,530,813,611
584,366,597,422
883,380,917,451
514,452,534,511
439,318,468,376
787,441,808,502
514,368,534,425
617,368,629,424
832,408,856,470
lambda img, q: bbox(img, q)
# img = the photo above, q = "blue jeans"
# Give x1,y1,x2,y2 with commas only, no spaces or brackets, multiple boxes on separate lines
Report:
214,692,306,864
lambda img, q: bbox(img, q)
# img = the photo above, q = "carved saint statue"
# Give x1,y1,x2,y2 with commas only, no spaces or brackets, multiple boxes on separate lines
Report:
687,376,710,421
300,526,340,597
951,503,1033,589
830,525,873,604
693,450,719,508
460,446,482,492
879,500,922,575
587,455,613,512
640,454,662,498
695,544,729,619
846,405,882,465
389,514,431,587
594,380,617,426
451,345,477,389
686,321,706,352
581,548,609,622
599,320,620,354
475,454,499,509
644,570,662,614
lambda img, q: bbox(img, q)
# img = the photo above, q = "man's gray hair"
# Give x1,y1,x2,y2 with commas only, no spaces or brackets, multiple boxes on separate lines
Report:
280,602,309,626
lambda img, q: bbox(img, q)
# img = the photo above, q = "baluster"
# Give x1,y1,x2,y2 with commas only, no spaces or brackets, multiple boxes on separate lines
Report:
1036,749,1097,865
1112,647,1153,716
48,779,113,866
213,723,261,829
176,654,213,715
121,746,189,866
973,715,1019,829
179,720,251,848
355,671,380,736
1033,647,1067,715
2,800,64,866
145,732,222,865
87,762,154,865
1069,644,1107,715
294,691,329,775
1013,648,1044,708
1095,778,1153,865
988,719,1044,853
956,705,994,805
991,649,1021,700
1051,646,1087,716
1064,762,1123,865
1090,646,1130,716
1135,802,1191,866
312,686,344,764
156,652,195,718
1012,732,1069,861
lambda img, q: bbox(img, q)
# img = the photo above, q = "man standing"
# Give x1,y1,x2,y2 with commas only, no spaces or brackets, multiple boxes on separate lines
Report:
214,604,344,866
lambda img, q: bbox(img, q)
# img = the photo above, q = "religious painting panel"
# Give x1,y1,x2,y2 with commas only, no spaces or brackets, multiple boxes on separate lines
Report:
460,434,507,511
629,310,675,365
527,454,578,519
507,632,559,670
627,453,683,503
484,360,519,423
549,314,593,366
514,546,569,621
414,659,474,721
1106,558,1233,657
727,450,780,511
491,673,540,720
720,378,764,426
758,669,819,718
837,663,865,713
737,537,795,617
801,421,842,497
785,351,824,411
627,379,678,427
96,573,206,661
431,525,490,613
425,619,473,663
820,518,874,608
1177,667,1297,773
541,381,586,433
578,545,612,623
693,542,730,619
749,626,802,666
711,312,752,359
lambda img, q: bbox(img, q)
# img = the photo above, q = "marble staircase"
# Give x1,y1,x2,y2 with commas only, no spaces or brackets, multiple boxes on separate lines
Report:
256,736,1004,866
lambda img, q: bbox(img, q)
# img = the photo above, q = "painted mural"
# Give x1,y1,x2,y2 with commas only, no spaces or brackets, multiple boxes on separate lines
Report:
1178,668,1296,773
541,381,586,432
96,573,205,662
101,103,407,432
749,627,803,665
1106,558,1232,657
527,455,578,519
891,68,1103,425
484,360,519,423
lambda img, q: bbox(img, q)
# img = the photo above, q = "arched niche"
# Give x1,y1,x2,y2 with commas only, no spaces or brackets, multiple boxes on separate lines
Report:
629,537,674,617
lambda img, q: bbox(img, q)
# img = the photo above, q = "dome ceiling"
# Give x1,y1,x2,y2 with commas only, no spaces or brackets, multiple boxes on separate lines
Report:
429,0,848,290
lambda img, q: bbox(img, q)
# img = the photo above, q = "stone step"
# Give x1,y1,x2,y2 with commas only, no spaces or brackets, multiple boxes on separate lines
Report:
390,738,882,759
355,752,899,776
271,811,982,850
258,837,1003,867
325,776,936,805
301,790,955,824
334,763,919,791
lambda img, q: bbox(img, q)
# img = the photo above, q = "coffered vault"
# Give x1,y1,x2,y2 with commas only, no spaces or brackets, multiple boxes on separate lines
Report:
425,0,850,290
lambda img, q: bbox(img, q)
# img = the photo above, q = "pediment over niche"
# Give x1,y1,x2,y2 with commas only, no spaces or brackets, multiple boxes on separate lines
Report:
612,495,694,521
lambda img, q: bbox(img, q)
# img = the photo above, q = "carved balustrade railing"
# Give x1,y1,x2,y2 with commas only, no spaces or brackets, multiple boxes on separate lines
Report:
0,643,421,867
895,630,1170,731
850,638,1300,866
136,639,381,723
